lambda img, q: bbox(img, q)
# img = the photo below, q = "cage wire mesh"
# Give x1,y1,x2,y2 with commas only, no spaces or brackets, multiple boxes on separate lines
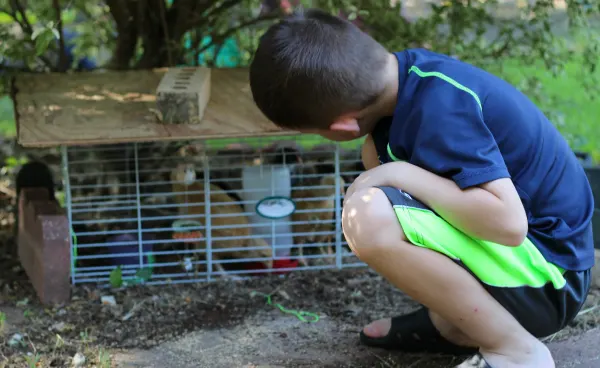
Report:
61,135,366,286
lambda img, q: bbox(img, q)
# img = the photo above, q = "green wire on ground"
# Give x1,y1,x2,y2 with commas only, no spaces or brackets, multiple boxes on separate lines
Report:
251,291,320,323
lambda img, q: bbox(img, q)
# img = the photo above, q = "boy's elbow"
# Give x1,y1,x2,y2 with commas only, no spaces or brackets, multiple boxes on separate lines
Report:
499,218,528,247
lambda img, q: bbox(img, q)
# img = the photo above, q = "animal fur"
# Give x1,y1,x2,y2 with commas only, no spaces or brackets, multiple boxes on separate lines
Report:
291,170,346,266
170,164,273,276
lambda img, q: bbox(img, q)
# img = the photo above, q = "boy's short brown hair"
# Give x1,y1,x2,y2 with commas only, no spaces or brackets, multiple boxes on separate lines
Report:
249,8,389,130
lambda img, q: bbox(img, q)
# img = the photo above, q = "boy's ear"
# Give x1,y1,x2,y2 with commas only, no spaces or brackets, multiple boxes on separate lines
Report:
330,117,360,133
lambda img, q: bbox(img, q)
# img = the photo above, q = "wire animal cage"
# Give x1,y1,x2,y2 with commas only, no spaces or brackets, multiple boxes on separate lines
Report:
61,135,366,286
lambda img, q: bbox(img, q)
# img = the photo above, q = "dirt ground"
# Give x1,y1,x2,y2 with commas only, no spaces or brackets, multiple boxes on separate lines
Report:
1,179,600,367
2,249,600,368
1,129,599,367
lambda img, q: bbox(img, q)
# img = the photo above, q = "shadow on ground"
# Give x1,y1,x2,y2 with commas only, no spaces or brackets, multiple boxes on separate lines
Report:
112,313,600,368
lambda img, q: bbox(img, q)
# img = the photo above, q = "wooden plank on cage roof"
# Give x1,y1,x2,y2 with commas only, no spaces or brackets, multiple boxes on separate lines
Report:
13,68,297,148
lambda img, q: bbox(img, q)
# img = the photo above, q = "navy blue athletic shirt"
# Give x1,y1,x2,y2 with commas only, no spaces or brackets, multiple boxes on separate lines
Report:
371,48,595,272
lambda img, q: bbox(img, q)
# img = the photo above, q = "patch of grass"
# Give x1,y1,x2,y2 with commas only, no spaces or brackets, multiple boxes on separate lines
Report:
0,96,16,138
489,56,600,158
0,311,6,334
484,29,600,160
23,353,41,368
97,348,112,368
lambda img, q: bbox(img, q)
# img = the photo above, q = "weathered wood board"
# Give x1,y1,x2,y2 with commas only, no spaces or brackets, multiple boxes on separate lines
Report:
13,68,296,147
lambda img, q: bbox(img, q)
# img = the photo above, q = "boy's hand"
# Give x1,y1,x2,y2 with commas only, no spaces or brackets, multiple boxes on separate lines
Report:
344,164,391,206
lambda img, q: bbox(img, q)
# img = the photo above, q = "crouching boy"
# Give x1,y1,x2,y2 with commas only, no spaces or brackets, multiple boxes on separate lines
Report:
248,8,595,368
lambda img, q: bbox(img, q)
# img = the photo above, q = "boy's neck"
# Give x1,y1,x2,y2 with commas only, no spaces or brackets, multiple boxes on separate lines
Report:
380,53,400,116
360,53,399,133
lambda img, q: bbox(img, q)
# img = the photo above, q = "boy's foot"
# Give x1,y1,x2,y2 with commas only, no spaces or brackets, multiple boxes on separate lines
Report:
359,307,478,355
456,339,555,368
455,353,493,368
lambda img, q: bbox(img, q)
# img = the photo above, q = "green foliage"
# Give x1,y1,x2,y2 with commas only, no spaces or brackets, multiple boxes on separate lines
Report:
4,155,27,169
108,266,123,288
31,21,59,56
134,267,153,282
301,0,600,155
63,1,114,68
0,311,6,334
109,265,153,289
97,348,111,368
0,96,15,136
23,353,41,368
0,0,598,157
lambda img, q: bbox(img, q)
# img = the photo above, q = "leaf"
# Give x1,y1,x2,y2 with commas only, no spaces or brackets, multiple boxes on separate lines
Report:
31,27,44,40
135,267,153,282
109,266,123,288
34,29,56,56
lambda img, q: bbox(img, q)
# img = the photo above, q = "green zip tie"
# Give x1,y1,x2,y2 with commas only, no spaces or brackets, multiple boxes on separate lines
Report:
251,291,320,323
71,228,78,269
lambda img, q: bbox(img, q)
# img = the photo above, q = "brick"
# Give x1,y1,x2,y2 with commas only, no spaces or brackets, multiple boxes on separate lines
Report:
156,67,211,124
18,188,70,305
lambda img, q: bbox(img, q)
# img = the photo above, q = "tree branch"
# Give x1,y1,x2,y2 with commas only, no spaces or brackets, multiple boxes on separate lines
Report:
169,0,209,41
11,0,34,34
195,12,281,56
105,0,131,29
176,0,243,39
9,0,56,71
203,0,244,23
105,0,139,69
51,0,68,72
158,0,173,66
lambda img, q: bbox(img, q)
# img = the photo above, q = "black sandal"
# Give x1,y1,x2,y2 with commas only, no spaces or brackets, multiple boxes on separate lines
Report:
455,353,494,367
359,307,479,355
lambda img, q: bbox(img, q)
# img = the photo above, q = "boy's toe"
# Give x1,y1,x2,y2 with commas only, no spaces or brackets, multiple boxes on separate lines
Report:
359,308,479,355
363,318,391,338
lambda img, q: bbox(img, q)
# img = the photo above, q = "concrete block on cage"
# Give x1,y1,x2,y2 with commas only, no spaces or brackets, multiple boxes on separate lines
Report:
156,67,211,124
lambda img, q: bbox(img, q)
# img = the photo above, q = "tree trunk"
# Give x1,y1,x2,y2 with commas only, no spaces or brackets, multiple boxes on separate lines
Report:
106,0,140,69
136,38,172,69
135,2,182,69
110,27,139,70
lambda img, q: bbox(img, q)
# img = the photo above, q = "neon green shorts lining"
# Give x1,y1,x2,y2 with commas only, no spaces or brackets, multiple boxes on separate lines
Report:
392,200,566,290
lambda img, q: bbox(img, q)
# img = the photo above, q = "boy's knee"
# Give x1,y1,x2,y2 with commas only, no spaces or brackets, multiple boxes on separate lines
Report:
342,187,407,258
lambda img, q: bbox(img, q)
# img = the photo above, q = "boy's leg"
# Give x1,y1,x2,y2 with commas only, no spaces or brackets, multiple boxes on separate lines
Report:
342,186,586,368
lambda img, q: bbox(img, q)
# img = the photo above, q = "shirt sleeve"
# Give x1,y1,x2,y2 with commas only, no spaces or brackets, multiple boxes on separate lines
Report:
403,79,511,189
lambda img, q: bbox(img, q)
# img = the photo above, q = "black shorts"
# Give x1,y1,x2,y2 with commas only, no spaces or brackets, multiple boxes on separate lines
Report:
377,186,592,337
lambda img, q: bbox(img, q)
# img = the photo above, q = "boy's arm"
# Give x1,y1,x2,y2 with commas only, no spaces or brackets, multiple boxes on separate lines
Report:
361,134,380,170
362,77,527,246
377,161,528,246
